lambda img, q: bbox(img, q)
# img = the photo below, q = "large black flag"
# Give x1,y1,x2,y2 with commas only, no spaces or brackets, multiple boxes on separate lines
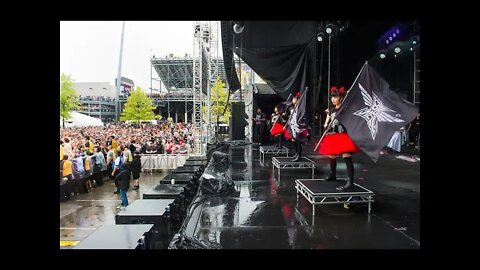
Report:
296,86,308,126
336,62,418,162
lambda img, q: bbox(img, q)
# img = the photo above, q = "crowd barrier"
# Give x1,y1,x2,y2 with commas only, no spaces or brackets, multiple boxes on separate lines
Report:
140,154,189,172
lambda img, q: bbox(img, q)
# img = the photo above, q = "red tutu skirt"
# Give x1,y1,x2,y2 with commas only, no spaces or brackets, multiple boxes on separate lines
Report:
270,122,284,136
284,127,308,140
284,128,292,139
318,132,360,155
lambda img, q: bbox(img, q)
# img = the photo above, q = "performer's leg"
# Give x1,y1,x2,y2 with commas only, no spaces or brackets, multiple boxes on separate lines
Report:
325,156,337,181
337,153,354,191
293,141,302,162
291,140,298,159
278,135,283,148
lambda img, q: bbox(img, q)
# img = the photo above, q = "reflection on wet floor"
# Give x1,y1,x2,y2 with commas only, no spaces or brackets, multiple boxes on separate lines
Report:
181,143,420,249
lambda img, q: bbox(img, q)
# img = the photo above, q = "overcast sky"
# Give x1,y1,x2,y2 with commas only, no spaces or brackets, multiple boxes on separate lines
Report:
61,21,214,90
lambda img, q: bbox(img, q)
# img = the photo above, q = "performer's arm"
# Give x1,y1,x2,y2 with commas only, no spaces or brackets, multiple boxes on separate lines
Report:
324,110,331,130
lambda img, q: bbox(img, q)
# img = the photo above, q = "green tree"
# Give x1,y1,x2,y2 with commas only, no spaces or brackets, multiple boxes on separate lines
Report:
120,87,157,124
202,78,230,123
60,73,80,128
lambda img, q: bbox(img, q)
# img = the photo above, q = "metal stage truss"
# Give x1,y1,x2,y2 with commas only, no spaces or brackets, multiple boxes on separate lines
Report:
272,157,315,181
259,146,289,163
295,178,375,225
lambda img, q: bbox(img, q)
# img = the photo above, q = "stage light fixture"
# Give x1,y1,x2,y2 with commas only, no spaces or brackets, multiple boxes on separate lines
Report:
386,40,389,44
233,21,245,34
393,33,397,37
412,40,417,45
389,36,393,41
380,52,386,59
325,25,333,34
396,29,400,34
317,32,325,42
394,47,401,53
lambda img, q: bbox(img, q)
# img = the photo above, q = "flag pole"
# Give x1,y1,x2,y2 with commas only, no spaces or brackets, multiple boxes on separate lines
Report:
337,61,368,113
313,119,332,151
313,61,368,152
283,87,308,131
270,92,293,134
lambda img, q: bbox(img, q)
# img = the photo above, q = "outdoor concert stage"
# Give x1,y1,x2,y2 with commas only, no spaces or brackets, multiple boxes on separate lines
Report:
176,142,420,249
60,143,420,249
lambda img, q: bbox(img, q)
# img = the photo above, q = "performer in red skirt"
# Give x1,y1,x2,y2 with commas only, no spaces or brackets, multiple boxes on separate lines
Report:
285,92,309,162
318,86,360,191
270,104,287,148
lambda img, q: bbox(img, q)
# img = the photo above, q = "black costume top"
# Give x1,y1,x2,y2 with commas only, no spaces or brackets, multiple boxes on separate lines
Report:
327,107,346,134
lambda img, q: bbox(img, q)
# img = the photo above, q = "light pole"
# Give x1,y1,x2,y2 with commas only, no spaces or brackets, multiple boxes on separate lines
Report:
115,21,125,122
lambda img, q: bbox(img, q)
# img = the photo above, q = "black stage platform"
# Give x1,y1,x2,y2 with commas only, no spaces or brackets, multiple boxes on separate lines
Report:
172,165,203,174
115,199,175,224
143,184,186,199
160,173,195,184
187,156,207,161
74,224,153,249
184,160,208,166
259,145,289,163
272,156,315,181
295,178,375,224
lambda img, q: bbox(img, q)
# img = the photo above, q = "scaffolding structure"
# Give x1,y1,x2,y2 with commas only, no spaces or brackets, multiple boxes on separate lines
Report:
149,21,223,154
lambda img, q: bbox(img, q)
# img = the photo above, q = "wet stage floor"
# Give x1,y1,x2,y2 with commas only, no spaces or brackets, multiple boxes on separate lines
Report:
60,142,420,249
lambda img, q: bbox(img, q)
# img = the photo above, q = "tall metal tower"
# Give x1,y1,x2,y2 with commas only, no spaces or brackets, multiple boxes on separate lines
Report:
192,21,219,154
115,21,125,122
207,21,220,143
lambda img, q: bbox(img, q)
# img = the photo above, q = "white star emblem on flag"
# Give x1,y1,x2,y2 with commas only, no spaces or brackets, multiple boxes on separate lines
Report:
353,83,405,140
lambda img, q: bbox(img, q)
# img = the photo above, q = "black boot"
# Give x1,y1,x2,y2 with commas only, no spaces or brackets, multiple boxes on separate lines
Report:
325,158,337,181
291,141,298,159
275,136,282,148
292,142,302,162
336,157,355,191
336,177,354,191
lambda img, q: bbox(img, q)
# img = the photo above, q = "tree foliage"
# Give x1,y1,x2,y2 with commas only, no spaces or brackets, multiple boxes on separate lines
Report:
202,78,230,123
60,73,80,127
120,87,157,123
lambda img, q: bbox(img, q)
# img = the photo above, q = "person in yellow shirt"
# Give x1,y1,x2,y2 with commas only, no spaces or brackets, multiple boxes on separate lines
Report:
60,155,73,200
111,136,117,154
84,136,94,155
60,140,64,161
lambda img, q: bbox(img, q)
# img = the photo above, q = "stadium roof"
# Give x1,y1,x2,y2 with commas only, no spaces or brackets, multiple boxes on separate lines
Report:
73,82,116,98
151,57,240,91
